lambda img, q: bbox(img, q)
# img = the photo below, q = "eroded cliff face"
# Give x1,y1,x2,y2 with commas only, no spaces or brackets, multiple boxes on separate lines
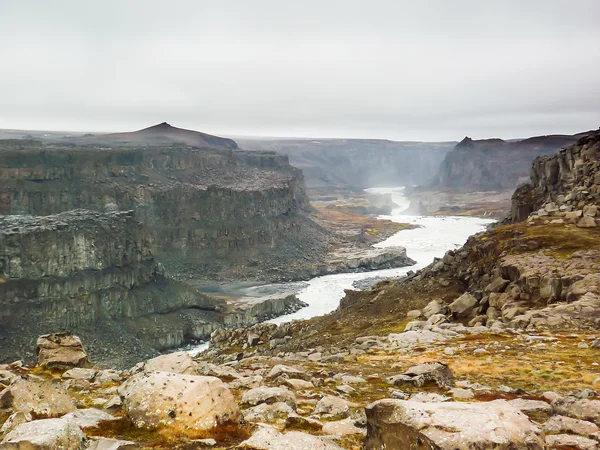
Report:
0,139,326,281
0,209,311,367
430,134,583,191
510,131,600,222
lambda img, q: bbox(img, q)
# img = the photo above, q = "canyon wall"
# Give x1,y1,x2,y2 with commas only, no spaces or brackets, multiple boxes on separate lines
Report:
236,138,454,195
429,134,583,192
0,139,328,281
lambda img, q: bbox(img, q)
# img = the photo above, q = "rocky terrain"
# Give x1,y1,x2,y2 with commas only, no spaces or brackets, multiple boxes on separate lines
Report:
236,138,454,196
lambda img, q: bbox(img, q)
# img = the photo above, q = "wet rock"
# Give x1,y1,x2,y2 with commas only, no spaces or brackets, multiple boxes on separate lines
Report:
313,395,350,417
242,387,297,409
36,332,91,369
1,418,85,450
118,371,239,430
386,362,454,388
364,399,544,449
0,378,76,416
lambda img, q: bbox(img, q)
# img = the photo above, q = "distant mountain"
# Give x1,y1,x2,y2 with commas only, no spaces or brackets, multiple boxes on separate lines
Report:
429,132,593,191
79,122,238,150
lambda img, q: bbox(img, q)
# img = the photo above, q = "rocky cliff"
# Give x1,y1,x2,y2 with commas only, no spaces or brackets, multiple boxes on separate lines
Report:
236,138,454,195
0,134,327,282
429,133,584,191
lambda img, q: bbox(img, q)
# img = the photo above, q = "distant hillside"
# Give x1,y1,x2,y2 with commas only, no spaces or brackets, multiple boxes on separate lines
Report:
237,138,455,195
429,132,590,191
77,122,238,150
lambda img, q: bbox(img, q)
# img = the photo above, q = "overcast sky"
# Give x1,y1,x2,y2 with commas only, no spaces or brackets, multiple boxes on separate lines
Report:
0,1,598,141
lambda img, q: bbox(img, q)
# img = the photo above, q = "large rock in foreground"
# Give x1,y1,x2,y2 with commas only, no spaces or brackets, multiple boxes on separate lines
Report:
36,333,91,369
0,378,76,416
1,418,84,449
364,399,544,449
118,371,240,430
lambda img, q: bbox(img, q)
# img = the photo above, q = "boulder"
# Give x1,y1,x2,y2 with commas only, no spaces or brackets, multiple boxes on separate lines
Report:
313,395,350,417
62,408,117,428
508,398,552,420
86,438,139,450
284,379,314,390
137,352,198,375
242,387,296,409
227,375,264,390
423,299,446,318
552,397,600,425
577,216,597,228
61,368,97,381
485,278,510,294
386,362,454,388
36,332,90,369
545,434,598,450
0,412,32,437
1,418,85,450
364,399,544,449
243,402,295,422
118,371,239,430
449,293,478,317
543,415,599,437
321,418,364,437
266,365,309,381
238,427,344,450
0,378,76,416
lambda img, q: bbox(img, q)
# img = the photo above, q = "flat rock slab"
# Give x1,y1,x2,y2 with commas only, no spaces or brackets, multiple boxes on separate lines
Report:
364,399,544,449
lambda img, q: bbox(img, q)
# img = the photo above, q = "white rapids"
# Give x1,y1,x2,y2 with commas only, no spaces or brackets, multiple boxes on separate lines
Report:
188,186,495,354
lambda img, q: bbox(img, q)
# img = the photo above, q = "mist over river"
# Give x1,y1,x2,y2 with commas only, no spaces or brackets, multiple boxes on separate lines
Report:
188,187,494,354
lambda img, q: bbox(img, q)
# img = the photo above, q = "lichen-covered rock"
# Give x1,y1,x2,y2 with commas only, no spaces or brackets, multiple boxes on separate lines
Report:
118,371,240,430
135,352,198,375
242,387,296,409
36,333,91,369
0,378,76,416
364,399,544,449
1,418,84,450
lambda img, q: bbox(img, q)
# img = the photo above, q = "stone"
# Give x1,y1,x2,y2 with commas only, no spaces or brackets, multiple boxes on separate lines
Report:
444,347,456,356
242,387,297,409
409,392,450,403
137,352,198,375
227,375,264,390
266,364,309,381
36,332,91,369
0,378,76,416
1,418,85,450
566,210,584,220
426,313,448,327
62,408,117,428
197,363,242,380
486,277,511,293
449,388,474,400
118,371,239,430
364,399,544,449
321,418,364,437
508,398,552,420
406,309,422,319
238,426,344,450
95,370,123,385
284,379,314,390
0,412,32,437
247,333,261,347
61,368,97,381
243,402,295,422
87,437,140,450
313,395,351,417
285,414,323,432
336,375,366,385
543,415,599,437
423,299,446,318
449,293,478,317
552,397,600,425
583,205,598,217
545,434,598,450
307,352,322,362
386,362,454,388
578,216,597,228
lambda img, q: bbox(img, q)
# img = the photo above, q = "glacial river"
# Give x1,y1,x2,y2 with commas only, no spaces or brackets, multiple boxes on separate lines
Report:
188,187,494,354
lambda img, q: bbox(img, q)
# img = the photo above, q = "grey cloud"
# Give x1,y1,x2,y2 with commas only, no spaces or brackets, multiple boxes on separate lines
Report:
0,0,599,140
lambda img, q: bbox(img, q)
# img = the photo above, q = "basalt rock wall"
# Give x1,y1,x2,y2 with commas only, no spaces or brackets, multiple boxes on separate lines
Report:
0,140,327,280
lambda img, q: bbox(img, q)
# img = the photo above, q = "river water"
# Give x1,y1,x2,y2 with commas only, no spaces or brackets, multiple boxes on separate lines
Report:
188,187,494,354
